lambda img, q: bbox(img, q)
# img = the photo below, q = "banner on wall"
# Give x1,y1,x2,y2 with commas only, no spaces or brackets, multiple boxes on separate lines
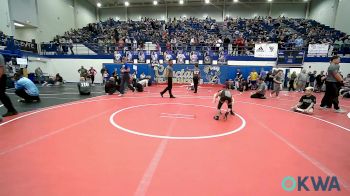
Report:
254,43,278,58
308,44,329,55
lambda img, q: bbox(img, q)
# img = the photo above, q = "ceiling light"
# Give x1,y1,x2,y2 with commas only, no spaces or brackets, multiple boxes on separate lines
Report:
268,0,273,2
179,0,184,5
153,0,158,5
97,2,101,7
14,22,24,27
233,0,239,2
125,1,129,6
205,0,210,4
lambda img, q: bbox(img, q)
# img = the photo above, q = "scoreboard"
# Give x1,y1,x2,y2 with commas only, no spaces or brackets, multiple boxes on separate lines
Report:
277,50,305,67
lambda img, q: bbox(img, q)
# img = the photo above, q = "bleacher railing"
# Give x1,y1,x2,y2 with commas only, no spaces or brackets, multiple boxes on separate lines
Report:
40,42,350,58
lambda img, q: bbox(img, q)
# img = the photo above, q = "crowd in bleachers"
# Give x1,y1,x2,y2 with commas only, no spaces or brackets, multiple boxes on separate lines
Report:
39,16,350,56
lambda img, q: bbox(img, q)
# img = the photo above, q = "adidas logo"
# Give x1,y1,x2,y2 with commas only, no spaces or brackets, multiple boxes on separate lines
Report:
257,47,264,52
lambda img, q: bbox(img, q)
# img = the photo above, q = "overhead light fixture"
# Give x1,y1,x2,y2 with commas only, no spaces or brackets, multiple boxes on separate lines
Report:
125,1,129,6
233,0,239,2
153,0,158,5
205,0,210,4
14,22,24,27
179,0,184,5
268,0,273,2
97,2,101,7
303,0,308,2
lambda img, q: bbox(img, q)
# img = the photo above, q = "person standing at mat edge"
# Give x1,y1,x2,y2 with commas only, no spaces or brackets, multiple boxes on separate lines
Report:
320,56,346,113
160,60,175,98
119,57,135,97
0,54,18,118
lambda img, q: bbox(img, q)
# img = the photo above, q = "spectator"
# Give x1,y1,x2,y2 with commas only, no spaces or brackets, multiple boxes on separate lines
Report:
78,66,88,79
103,70,109,85
251,78,267,99
265,70,273,90
13,73,40,103
250,70,259,90
296,69,308,92
77,77,91,95
270,70,283,98
308,71,317,87
100,65,106,84
105,77,119,95
289,71,297,91
315,71,326,92
35,67,44,84
55,73,63,85
88,67,97,85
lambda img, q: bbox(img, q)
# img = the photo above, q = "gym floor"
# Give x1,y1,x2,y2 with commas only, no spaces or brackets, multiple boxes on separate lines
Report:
0,84,349,196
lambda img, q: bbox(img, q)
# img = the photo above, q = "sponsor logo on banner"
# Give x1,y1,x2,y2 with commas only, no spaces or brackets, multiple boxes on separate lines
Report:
155,64,221,84
308,44,329,55
254,43,278,58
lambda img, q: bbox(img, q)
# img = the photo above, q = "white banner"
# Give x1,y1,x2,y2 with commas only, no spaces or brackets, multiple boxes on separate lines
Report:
308,44,329,55
254,43,278,58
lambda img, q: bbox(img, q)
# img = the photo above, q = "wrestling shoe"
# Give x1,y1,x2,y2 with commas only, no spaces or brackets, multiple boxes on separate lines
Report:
224,112,229,120
335,109,346,113
3,111,18,117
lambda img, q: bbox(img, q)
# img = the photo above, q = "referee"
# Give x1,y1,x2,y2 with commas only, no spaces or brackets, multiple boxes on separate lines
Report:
119,57,135,97
320,56,345,113
0,54,18,118
160,60,175,98
193,63,200,93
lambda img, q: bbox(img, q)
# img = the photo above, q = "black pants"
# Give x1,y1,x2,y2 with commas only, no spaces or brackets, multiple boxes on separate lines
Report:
218,97,232,109
289,80,295,91
80,92,91,95
320,81,340,110
0,93,17,113
251,93,266,99
15,89,40,102
161,77,173,96
193,77,199,93
0,74,17,113
120,75,134,94
90,75,95,84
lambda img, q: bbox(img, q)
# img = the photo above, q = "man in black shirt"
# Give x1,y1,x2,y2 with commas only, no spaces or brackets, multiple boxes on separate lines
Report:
0,54,18,118
292,87,316,114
